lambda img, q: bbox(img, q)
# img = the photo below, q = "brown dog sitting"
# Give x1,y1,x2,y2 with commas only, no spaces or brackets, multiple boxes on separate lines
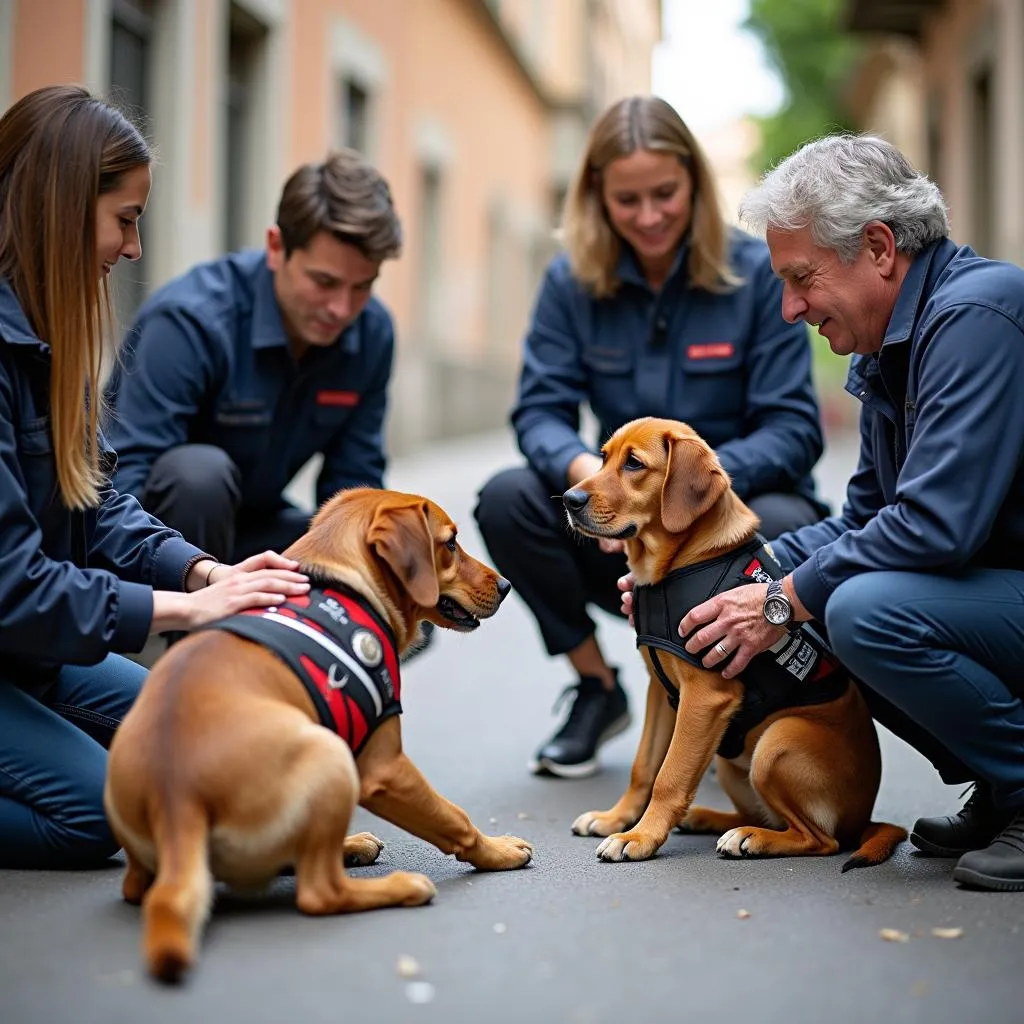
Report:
561,417,906,869
105,487,533,984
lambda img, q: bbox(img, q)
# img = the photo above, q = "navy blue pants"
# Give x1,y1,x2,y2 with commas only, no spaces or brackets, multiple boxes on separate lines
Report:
824,569,1024,811
142,444,311,564
0,655,145,869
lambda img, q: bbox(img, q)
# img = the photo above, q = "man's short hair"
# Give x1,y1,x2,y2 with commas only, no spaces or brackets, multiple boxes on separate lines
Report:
276,150,402,263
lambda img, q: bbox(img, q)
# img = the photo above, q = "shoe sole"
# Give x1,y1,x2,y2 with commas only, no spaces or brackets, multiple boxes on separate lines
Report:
951,865,1024,892
909,831,976,858
528,713,632,779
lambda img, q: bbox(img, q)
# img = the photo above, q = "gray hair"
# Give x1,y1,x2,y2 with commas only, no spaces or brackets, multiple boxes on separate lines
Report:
739,134,949,263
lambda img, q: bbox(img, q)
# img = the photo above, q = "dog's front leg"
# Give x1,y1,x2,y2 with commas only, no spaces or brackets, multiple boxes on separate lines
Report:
358,724,532,871
596,667,741,862
572,674,675,838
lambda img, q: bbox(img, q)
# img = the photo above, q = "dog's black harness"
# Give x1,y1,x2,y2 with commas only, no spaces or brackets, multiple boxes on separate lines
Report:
633,537,847,759
208,582,401,754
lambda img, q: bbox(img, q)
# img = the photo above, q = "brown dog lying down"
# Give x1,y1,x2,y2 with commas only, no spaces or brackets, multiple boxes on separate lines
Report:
105,488,533,983
561,417,906,869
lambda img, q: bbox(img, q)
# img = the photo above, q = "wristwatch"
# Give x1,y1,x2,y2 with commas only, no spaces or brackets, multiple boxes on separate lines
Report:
762,579,794,628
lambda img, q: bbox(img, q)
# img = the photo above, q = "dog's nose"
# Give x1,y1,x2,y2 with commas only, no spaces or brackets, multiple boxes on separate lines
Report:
563,488,590,512
496,577,511,601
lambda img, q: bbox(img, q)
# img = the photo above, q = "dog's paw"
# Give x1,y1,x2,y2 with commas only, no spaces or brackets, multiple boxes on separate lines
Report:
571,809,634,837
717,827,760,858
392,871,438,906
468,834,534,871
343,832,385,867
595,829,663,862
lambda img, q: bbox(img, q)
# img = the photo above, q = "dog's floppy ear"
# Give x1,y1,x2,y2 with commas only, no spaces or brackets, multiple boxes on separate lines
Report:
661,434,729,534
368,501,440,607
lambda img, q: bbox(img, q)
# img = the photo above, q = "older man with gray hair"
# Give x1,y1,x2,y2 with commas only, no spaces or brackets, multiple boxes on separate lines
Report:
638,134,1024,892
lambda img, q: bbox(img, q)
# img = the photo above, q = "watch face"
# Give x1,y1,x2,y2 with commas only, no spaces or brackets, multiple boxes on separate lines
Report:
764,597,791,626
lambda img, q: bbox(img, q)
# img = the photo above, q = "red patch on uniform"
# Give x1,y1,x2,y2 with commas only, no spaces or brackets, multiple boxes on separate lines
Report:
687,342,735,360
743,559,762,576
316,390,360,407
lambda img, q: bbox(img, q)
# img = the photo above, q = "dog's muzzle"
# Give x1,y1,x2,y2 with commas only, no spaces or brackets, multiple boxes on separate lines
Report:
436,595,480,630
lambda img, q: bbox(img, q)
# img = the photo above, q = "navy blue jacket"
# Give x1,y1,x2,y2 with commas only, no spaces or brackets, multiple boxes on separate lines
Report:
513,230,825,506
0,281,205,688
106,249,394,511
774,239,1024,620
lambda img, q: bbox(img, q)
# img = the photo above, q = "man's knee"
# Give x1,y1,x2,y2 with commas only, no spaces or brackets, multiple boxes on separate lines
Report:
824,572,920,679
144,444,241,511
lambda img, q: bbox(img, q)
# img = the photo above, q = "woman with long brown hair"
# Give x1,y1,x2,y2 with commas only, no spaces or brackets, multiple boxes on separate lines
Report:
0,85,310,869
475,95,828,779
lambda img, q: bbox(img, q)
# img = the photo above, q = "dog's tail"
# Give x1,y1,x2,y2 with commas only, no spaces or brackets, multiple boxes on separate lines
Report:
142,801,213,984
842,821,908,872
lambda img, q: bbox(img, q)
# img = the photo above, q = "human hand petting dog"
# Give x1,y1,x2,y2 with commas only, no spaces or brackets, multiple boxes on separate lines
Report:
151,550,310,634
618,572,812,679
679,583,785,679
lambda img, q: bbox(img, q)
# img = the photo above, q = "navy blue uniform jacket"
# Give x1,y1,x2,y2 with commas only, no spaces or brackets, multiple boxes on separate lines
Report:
774,239,1024,619
513,230,825,506
0,282,205,689
106,249,394,511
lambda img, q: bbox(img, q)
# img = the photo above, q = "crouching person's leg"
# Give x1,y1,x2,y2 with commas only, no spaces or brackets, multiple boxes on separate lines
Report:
0,656,145,869
142,444,242,563
825,569,1024,891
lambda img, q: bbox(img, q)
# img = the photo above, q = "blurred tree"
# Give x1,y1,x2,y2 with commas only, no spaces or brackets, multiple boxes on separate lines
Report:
744,0,862,173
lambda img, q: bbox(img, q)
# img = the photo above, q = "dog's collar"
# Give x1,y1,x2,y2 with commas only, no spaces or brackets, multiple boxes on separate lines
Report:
632,536,847,759
302,574,400,654
633,536,773,666
208,583,403,753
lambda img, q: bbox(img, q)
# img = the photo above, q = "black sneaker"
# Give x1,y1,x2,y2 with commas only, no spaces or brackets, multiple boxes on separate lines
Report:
952,810,1024,892
910,783,1016,857
529,672,631,779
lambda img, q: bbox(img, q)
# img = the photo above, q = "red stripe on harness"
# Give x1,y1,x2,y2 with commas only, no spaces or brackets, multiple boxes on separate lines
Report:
322,588,402,687
301,655,368,750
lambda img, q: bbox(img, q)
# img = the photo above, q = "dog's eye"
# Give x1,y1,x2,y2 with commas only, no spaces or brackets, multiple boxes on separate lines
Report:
624,454,645,471
445,537,458,552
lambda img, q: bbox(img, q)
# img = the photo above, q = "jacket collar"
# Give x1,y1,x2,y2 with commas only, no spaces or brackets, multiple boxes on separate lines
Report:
614,239,690,292
0,279,49,353
250,258,361,355
845,237,960,404
880,237,960,349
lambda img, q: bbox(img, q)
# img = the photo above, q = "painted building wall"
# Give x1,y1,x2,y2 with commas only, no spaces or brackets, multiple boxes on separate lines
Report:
847,0,1024,265
1,0,660,448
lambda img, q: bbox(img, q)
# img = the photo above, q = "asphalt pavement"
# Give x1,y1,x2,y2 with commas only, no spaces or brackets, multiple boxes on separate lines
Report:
1,427,1022,1024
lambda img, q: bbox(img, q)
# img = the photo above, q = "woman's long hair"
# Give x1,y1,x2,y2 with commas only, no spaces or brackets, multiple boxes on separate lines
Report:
0,84,150,509
562,95,739,298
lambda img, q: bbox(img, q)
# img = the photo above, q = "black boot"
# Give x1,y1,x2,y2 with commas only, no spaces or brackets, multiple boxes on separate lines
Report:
952,810,1024,891
529,671,631,779
910,784,1016,857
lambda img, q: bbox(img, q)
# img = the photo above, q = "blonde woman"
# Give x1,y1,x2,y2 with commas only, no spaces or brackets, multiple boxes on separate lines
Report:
0,85,309,868
474,95,827,779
